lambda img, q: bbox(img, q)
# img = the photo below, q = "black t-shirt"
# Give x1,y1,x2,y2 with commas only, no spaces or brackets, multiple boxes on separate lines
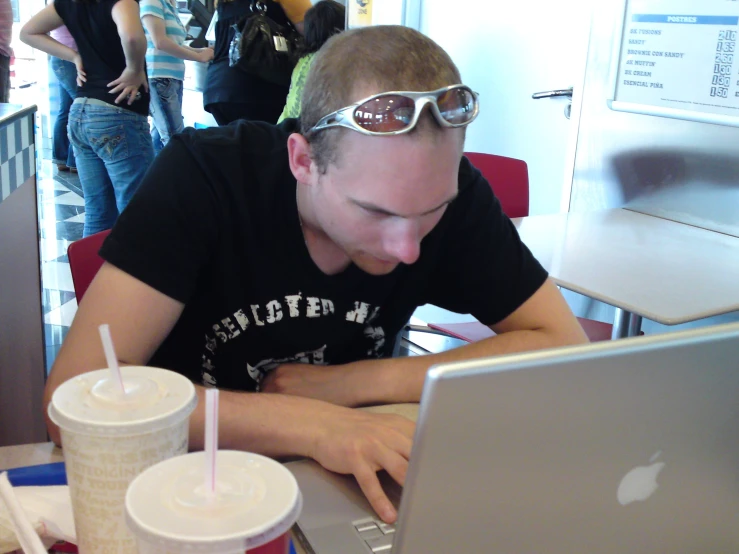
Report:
55,0,150,116
100,119,548,391
203,0,290,109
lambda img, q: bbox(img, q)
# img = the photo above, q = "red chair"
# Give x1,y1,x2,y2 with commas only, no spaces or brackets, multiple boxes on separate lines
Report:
464,152,529,218
67,229,112,301
425,152,613,343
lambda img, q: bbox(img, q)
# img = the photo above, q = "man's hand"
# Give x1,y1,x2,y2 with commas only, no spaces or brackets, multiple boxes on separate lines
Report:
309,408,415,523
188,387,415,524
261,358,424,407
108,67,149,105
261,363,358,406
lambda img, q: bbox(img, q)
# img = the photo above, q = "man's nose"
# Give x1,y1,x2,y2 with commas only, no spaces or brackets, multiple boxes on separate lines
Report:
384,220,421,265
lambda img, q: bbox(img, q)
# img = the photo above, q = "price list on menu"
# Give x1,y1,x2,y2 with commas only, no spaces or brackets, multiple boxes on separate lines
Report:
611,0,739,125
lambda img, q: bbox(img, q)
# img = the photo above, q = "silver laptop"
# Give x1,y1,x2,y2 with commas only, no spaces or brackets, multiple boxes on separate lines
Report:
285,322,739,553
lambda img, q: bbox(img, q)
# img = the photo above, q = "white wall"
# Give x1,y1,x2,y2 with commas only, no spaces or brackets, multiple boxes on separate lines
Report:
417,0,591,215
11,0,45,59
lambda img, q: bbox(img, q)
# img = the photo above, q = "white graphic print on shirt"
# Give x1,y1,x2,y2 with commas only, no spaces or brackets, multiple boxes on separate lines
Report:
244,344,328,390
200,294,385,387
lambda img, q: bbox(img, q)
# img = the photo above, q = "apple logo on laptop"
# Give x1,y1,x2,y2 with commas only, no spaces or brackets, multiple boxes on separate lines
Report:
617,451,665,506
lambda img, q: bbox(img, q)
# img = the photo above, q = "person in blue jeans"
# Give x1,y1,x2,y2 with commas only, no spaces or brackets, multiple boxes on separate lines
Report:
49,25,78,171
50,57,78,171
21,0,154,237
67,102,154,234
140,0,213,154
150,75,183,154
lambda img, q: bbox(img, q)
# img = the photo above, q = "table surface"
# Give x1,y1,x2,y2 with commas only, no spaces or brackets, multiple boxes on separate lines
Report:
0,404,419,554
0,441,63,470
512,208,739,325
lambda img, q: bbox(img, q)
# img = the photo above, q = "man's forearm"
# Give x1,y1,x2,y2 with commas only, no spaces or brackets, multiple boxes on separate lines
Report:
346,327,589,406
188,384,334,458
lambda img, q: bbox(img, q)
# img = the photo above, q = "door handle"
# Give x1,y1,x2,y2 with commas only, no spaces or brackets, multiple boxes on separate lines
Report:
531,87,573,99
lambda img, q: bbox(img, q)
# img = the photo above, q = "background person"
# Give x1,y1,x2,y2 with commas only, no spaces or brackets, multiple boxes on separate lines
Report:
21,0,155,237
277,0,345,123
203,0,311,125
140,0,213,153
49,25,78,172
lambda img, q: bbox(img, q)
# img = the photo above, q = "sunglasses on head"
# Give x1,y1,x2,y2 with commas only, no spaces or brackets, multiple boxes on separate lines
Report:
305,84,479,137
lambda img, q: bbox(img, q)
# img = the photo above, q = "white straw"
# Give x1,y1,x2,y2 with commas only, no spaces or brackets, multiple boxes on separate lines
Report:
0,472,49,554
99,324,125,395
204,388,220,497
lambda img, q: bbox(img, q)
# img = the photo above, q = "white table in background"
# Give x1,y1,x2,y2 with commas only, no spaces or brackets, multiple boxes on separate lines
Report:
512,208,739,338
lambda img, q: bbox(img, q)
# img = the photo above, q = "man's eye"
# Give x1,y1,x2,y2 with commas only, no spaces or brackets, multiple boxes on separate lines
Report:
422,204,448,217
362,207,387,218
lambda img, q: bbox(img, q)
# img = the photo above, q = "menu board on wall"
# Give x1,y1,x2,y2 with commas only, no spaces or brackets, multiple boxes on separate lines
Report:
608,0,739,126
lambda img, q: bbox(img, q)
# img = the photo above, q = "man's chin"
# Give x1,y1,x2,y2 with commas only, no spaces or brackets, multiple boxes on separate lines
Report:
353,255,400,275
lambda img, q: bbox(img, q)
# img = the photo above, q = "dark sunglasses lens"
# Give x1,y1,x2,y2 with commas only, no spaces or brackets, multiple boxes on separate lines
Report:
353,95,416,133
437,88,476,124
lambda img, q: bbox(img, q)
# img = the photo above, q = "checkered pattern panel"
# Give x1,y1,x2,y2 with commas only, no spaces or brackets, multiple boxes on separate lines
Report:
0,113,36,206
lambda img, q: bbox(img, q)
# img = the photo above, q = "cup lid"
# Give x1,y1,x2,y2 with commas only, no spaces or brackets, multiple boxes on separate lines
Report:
48,366,197,436
125,451,302,552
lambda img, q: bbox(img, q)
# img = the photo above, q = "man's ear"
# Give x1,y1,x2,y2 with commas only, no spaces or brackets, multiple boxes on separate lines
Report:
287,133,318,185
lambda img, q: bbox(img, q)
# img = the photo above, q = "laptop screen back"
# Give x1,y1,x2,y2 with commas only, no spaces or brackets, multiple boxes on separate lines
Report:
394,323,739,554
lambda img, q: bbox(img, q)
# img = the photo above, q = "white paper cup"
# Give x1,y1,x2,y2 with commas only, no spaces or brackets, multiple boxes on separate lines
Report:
49,366,197,554
125,451,302,554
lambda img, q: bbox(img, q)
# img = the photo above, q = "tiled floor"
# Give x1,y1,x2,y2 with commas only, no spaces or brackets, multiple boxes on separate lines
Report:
38,158,84,372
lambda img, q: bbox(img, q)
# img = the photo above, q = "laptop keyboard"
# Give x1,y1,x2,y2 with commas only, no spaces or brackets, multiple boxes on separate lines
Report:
353,518,397,552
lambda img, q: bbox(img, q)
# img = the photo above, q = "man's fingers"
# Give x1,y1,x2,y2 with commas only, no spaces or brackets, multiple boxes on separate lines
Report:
108,83,124,95
384,432,412,463
376,412,416,436
107,78,121,88
355,446,409,524
374,447,409,488
354,466,397,524
377,417,414,460
395,418,416,444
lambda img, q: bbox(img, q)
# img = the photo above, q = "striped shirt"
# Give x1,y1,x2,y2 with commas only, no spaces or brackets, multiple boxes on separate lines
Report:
140,0,187,80
0,0,13,58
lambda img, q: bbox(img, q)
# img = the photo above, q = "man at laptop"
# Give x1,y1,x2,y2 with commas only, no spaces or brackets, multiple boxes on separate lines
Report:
45,26,588,523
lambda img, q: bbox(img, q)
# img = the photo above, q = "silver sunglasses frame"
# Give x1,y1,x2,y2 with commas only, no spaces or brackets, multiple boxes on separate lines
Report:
305,84,480,137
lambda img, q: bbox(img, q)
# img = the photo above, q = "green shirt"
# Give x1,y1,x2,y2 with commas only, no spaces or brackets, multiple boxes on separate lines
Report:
278,53,315,123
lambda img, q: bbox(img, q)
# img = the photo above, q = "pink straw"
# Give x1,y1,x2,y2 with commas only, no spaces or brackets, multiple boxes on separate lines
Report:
0,472,49,554
204,388,220,497
99,324,125,395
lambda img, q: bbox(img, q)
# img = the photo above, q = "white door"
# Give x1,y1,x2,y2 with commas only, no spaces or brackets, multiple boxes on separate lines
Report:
411,0,592,215
401,0,592,333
